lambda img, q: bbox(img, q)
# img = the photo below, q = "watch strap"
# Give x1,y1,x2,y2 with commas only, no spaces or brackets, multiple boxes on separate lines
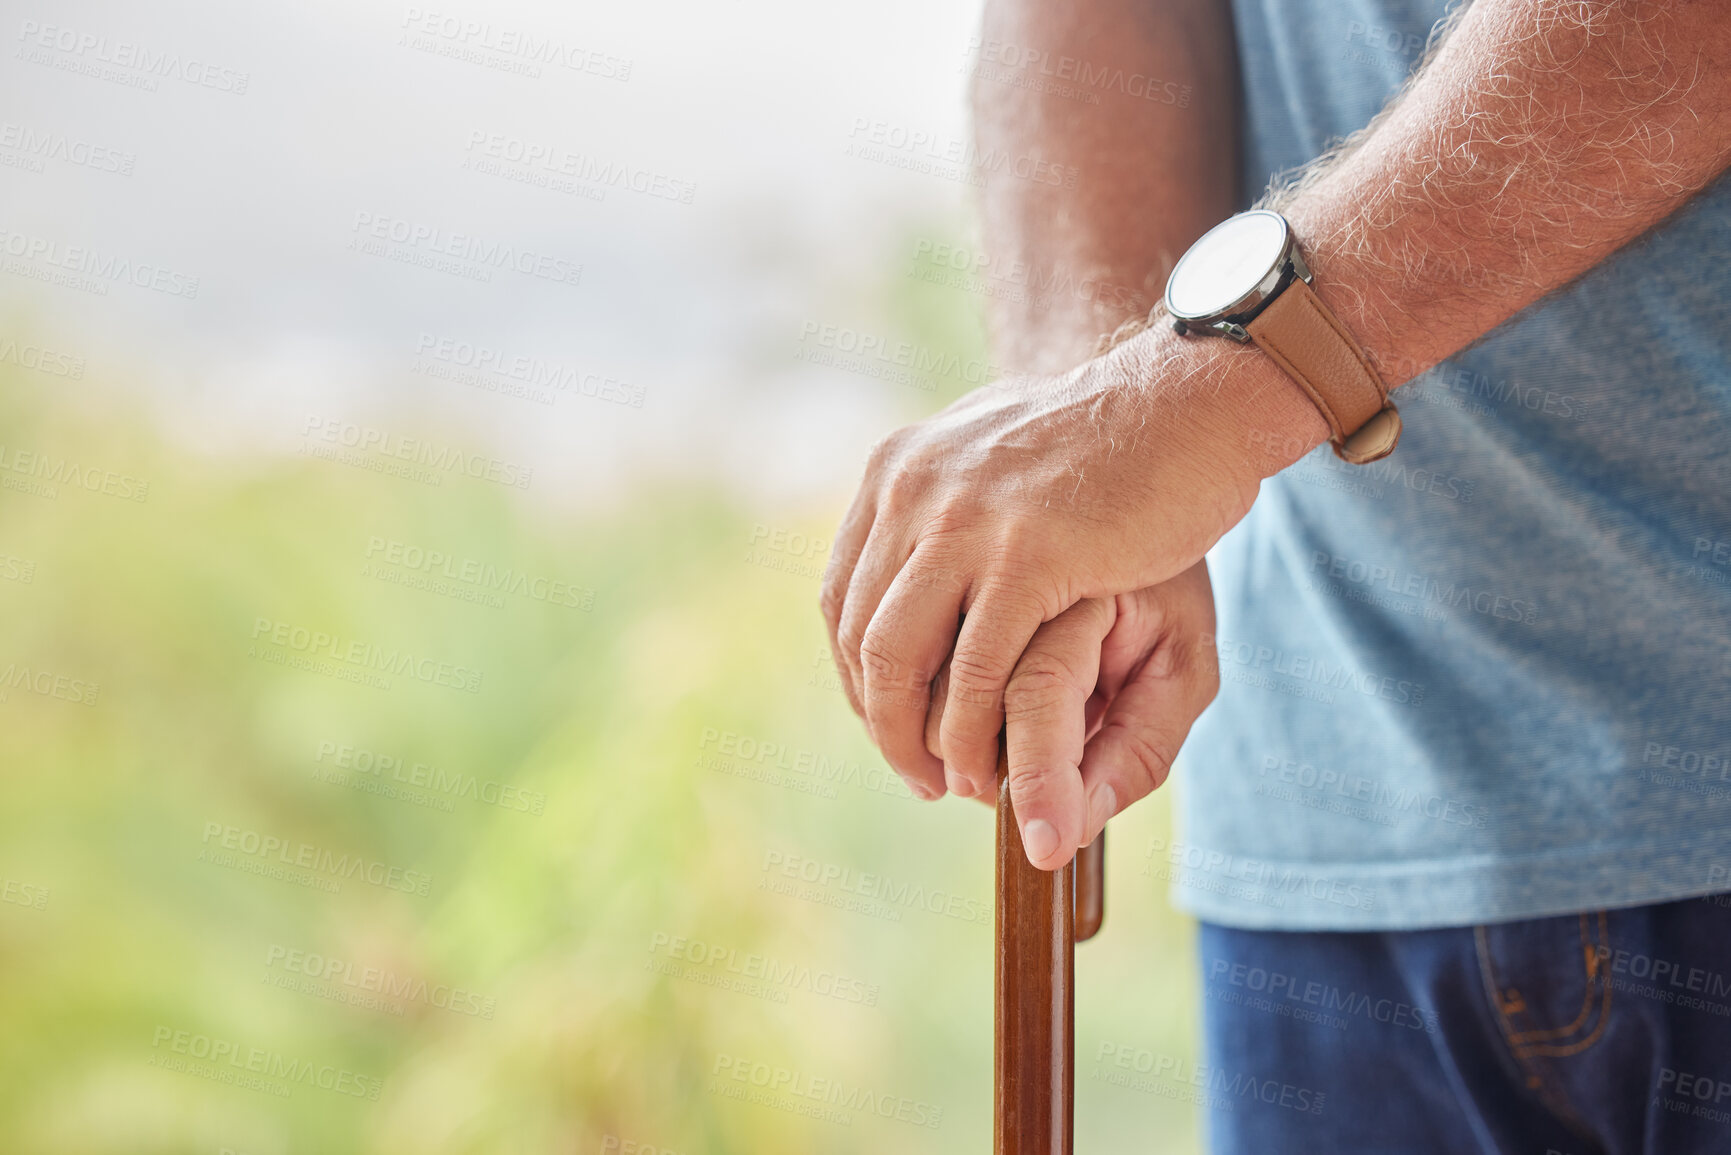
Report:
1244,277,1402,464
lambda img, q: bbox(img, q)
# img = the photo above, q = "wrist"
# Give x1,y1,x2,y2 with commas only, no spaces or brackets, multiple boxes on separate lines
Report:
1148,205,1408,469
1116,317,1331,478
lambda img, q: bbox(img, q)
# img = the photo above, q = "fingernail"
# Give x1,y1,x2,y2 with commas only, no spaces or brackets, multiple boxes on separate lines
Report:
1022,819,1059,863
1086,782,1117,840
910,779,940,801
945,768,973,798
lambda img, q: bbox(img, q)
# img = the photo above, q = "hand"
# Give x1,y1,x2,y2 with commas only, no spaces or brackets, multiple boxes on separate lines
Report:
924,563,1219,869
820,329,1317,802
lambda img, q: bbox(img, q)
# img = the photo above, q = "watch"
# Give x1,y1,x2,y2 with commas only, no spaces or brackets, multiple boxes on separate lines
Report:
1163,209,1402,464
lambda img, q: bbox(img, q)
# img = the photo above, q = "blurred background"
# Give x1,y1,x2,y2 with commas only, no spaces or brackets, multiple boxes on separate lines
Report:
0,0,1203,1150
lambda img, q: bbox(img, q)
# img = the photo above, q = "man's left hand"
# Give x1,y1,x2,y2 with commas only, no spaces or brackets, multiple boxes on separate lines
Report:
820,331,1319,803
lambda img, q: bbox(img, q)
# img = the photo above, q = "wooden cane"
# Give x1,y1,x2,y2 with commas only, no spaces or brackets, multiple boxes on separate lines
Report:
994,749,1106,1154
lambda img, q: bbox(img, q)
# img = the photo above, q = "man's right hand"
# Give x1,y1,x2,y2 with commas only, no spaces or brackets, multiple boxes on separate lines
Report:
925,561,1220,870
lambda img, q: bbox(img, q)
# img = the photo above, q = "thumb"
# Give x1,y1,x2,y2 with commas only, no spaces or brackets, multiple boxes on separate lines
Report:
1002,598,1118,870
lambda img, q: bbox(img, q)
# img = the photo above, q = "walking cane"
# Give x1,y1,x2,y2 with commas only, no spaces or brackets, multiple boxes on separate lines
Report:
995,746,1106,1154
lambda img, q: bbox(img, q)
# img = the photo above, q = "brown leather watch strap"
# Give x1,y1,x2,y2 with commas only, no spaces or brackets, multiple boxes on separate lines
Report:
1245,277,1402,464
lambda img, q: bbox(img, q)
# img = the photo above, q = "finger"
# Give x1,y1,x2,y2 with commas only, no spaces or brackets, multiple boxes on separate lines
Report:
819,490,878,718
1077,569,1219,846
861,554,967,799
938,585,1051,799
925,660,994,806
833,516,907,738
1002,598,1117,871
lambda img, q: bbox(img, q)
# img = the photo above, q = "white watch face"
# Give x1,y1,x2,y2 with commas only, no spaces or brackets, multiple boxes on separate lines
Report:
1165,210,1290,320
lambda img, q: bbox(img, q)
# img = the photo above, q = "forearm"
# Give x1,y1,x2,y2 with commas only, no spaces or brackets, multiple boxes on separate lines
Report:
1274,0,1731,395
970,0,1240,374
824,0,1731,801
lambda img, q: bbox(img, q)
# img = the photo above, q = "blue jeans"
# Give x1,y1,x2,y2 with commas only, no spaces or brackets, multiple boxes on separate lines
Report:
1199,895,1731,1153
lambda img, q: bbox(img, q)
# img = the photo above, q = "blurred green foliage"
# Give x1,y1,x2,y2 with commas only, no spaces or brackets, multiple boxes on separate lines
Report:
0,319,1201,1152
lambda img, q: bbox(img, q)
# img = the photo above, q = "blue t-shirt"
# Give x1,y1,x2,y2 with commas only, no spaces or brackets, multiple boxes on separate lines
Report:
1174,0,1731,929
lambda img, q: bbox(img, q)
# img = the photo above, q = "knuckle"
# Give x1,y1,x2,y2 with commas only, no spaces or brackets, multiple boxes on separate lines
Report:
937,704,985,745
865,427,919,479
880,469,939,524
1113,590,1161,640
856,625,894,666
925,497,977,541
943,651,1008,711
1006,766,1062,818
990,515,1060,570
938,701,999,753
818,579,845,623
858,631,915,689
905,556,968,597
1004,663,1076,719
1079,595,1117,630
974,571,1063,627
866,429,902,467
995,515,1037,556
1103,720,1176,797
